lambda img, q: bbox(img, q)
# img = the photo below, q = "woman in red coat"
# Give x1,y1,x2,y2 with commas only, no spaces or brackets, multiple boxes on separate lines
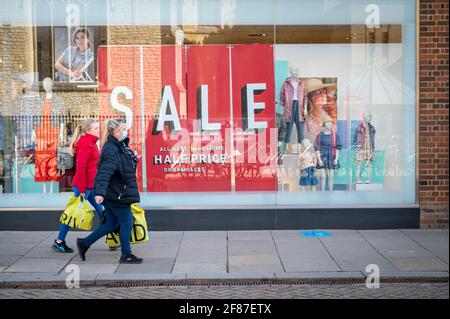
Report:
52,119,104,253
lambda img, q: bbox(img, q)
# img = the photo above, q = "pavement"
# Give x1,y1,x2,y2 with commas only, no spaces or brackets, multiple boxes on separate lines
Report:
0,229,448,287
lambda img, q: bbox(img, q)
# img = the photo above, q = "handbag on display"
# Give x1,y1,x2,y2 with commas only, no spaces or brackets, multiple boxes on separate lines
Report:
57,146,74,170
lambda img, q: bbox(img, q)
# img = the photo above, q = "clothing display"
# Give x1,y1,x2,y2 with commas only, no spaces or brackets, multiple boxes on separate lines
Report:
354,122,376,162
299,166,319,186
279,77,308,143
284,100,304,143
34,98,60,182
314,131,342,170
298,151,319,186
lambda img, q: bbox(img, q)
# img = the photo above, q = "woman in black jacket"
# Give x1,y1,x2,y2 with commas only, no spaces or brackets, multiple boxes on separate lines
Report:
76,119,143,264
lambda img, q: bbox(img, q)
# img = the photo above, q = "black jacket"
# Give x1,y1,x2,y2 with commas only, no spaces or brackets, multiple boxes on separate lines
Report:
94,136,140,207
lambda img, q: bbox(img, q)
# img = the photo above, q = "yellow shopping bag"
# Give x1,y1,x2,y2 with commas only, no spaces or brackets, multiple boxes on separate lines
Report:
59,195,94,231
105,204,149,248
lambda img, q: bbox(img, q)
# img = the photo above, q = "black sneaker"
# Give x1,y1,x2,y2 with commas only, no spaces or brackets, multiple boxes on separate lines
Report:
119,253,143,264
52,240,74,253
76,238,89,261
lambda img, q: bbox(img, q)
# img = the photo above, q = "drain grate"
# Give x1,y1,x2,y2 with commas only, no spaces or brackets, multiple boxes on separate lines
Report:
0,277,447,289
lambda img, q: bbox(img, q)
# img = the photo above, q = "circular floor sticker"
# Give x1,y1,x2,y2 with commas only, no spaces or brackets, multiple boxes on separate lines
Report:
299,231,332,238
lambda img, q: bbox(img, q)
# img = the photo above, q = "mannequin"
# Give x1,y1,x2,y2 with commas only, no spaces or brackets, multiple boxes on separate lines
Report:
354,112,376,184
279,65,308,154
43,77,53,99
298,138,319,191
314,120,342,191
16,73,40,150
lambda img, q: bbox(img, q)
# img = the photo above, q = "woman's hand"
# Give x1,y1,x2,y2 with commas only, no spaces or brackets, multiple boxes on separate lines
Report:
95,196,104,204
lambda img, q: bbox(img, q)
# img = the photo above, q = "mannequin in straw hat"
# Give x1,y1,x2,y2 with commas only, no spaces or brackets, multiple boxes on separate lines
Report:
304,78,337,142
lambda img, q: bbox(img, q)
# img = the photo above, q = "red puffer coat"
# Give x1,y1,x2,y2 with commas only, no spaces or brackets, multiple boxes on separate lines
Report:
71,134,100,193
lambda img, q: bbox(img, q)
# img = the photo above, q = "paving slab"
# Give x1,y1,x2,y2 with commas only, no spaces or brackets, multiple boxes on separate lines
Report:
0,255,22,267
131,243,179,258
228,231,273,241
3,258,70,273
274,272,365,279
186,272,276,280
95,273,187,282
115,258,175,274
147,231,183,243
275,239,341,272
228,240,278,256
71,263,119,275
172,262,227,274
359,230,435,258
0,231,55,244
320,236,398,272
400,229,449,263
387,257,449,272
0,243,38,256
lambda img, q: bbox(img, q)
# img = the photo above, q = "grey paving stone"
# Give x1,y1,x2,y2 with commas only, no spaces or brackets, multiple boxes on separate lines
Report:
399,229,449,262
271,230,304,243
68,263,119,275
0,255,22,267
0,267,7,273
274,272,365,279
229,255,281,266
0,231,55,243
3,274,68,282
115,258,175,274
71,254,121,265
96,273,187,282
147,231,183,243
131,243,179,258
4,258,70,273
228,240,278,256
359,230,435,258
187,272,276,280
320,236,398,272
182,231,227,240
229,264,285,273
228,231,272,241
23,247,78,259
172,262,227,274
0,243,37,256
176,239,226,263
378,271,449,279
387,257,449,272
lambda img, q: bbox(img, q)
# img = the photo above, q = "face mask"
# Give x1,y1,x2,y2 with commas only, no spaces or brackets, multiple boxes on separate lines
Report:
119,130,128,141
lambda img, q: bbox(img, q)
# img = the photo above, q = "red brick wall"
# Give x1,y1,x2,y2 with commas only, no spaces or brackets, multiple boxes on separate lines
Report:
419,0,449,228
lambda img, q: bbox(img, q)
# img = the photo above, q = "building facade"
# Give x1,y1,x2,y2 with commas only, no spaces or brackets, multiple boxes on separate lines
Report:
0,0,448,230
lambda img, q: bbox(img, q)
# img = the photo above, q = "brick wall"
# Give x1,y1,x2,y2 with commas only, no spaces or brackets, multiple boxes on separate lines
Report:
419,0,449,228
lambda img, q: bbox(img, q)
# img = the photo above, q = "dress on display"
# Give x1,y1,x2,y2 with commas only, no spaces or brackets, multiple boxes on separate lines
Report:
314,131,342,169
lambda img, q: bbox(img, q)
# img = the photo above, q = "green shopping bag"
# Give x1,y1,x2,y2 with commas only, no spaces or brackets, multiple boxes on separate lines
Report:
105,204,148,248
59,195,94,230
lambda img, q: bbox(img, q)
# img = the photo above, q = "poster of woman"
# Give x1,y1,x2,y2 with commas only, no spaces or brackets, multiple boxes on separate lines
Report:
54,27,95,83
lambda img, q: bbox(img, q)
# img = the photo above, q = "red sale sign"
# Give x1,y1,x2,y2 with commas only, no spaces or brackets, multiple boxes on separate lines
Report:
97,44,277,192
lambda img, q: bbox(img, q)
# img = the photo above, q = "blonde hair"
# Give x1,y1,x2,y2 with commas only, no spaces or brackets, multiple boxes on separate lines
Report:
69,119,98,156
101,118,126,148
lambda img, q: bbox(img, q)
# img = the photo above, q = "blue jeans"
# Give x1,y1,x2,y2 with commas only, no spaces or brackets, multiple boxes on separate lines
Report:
83,204,133,257
57,186,104,241
285,100,304,144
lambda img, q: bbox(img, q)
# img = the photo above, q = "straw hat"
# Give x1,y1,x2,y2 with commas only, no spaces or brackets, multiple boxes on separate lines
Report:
305,78,337,94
